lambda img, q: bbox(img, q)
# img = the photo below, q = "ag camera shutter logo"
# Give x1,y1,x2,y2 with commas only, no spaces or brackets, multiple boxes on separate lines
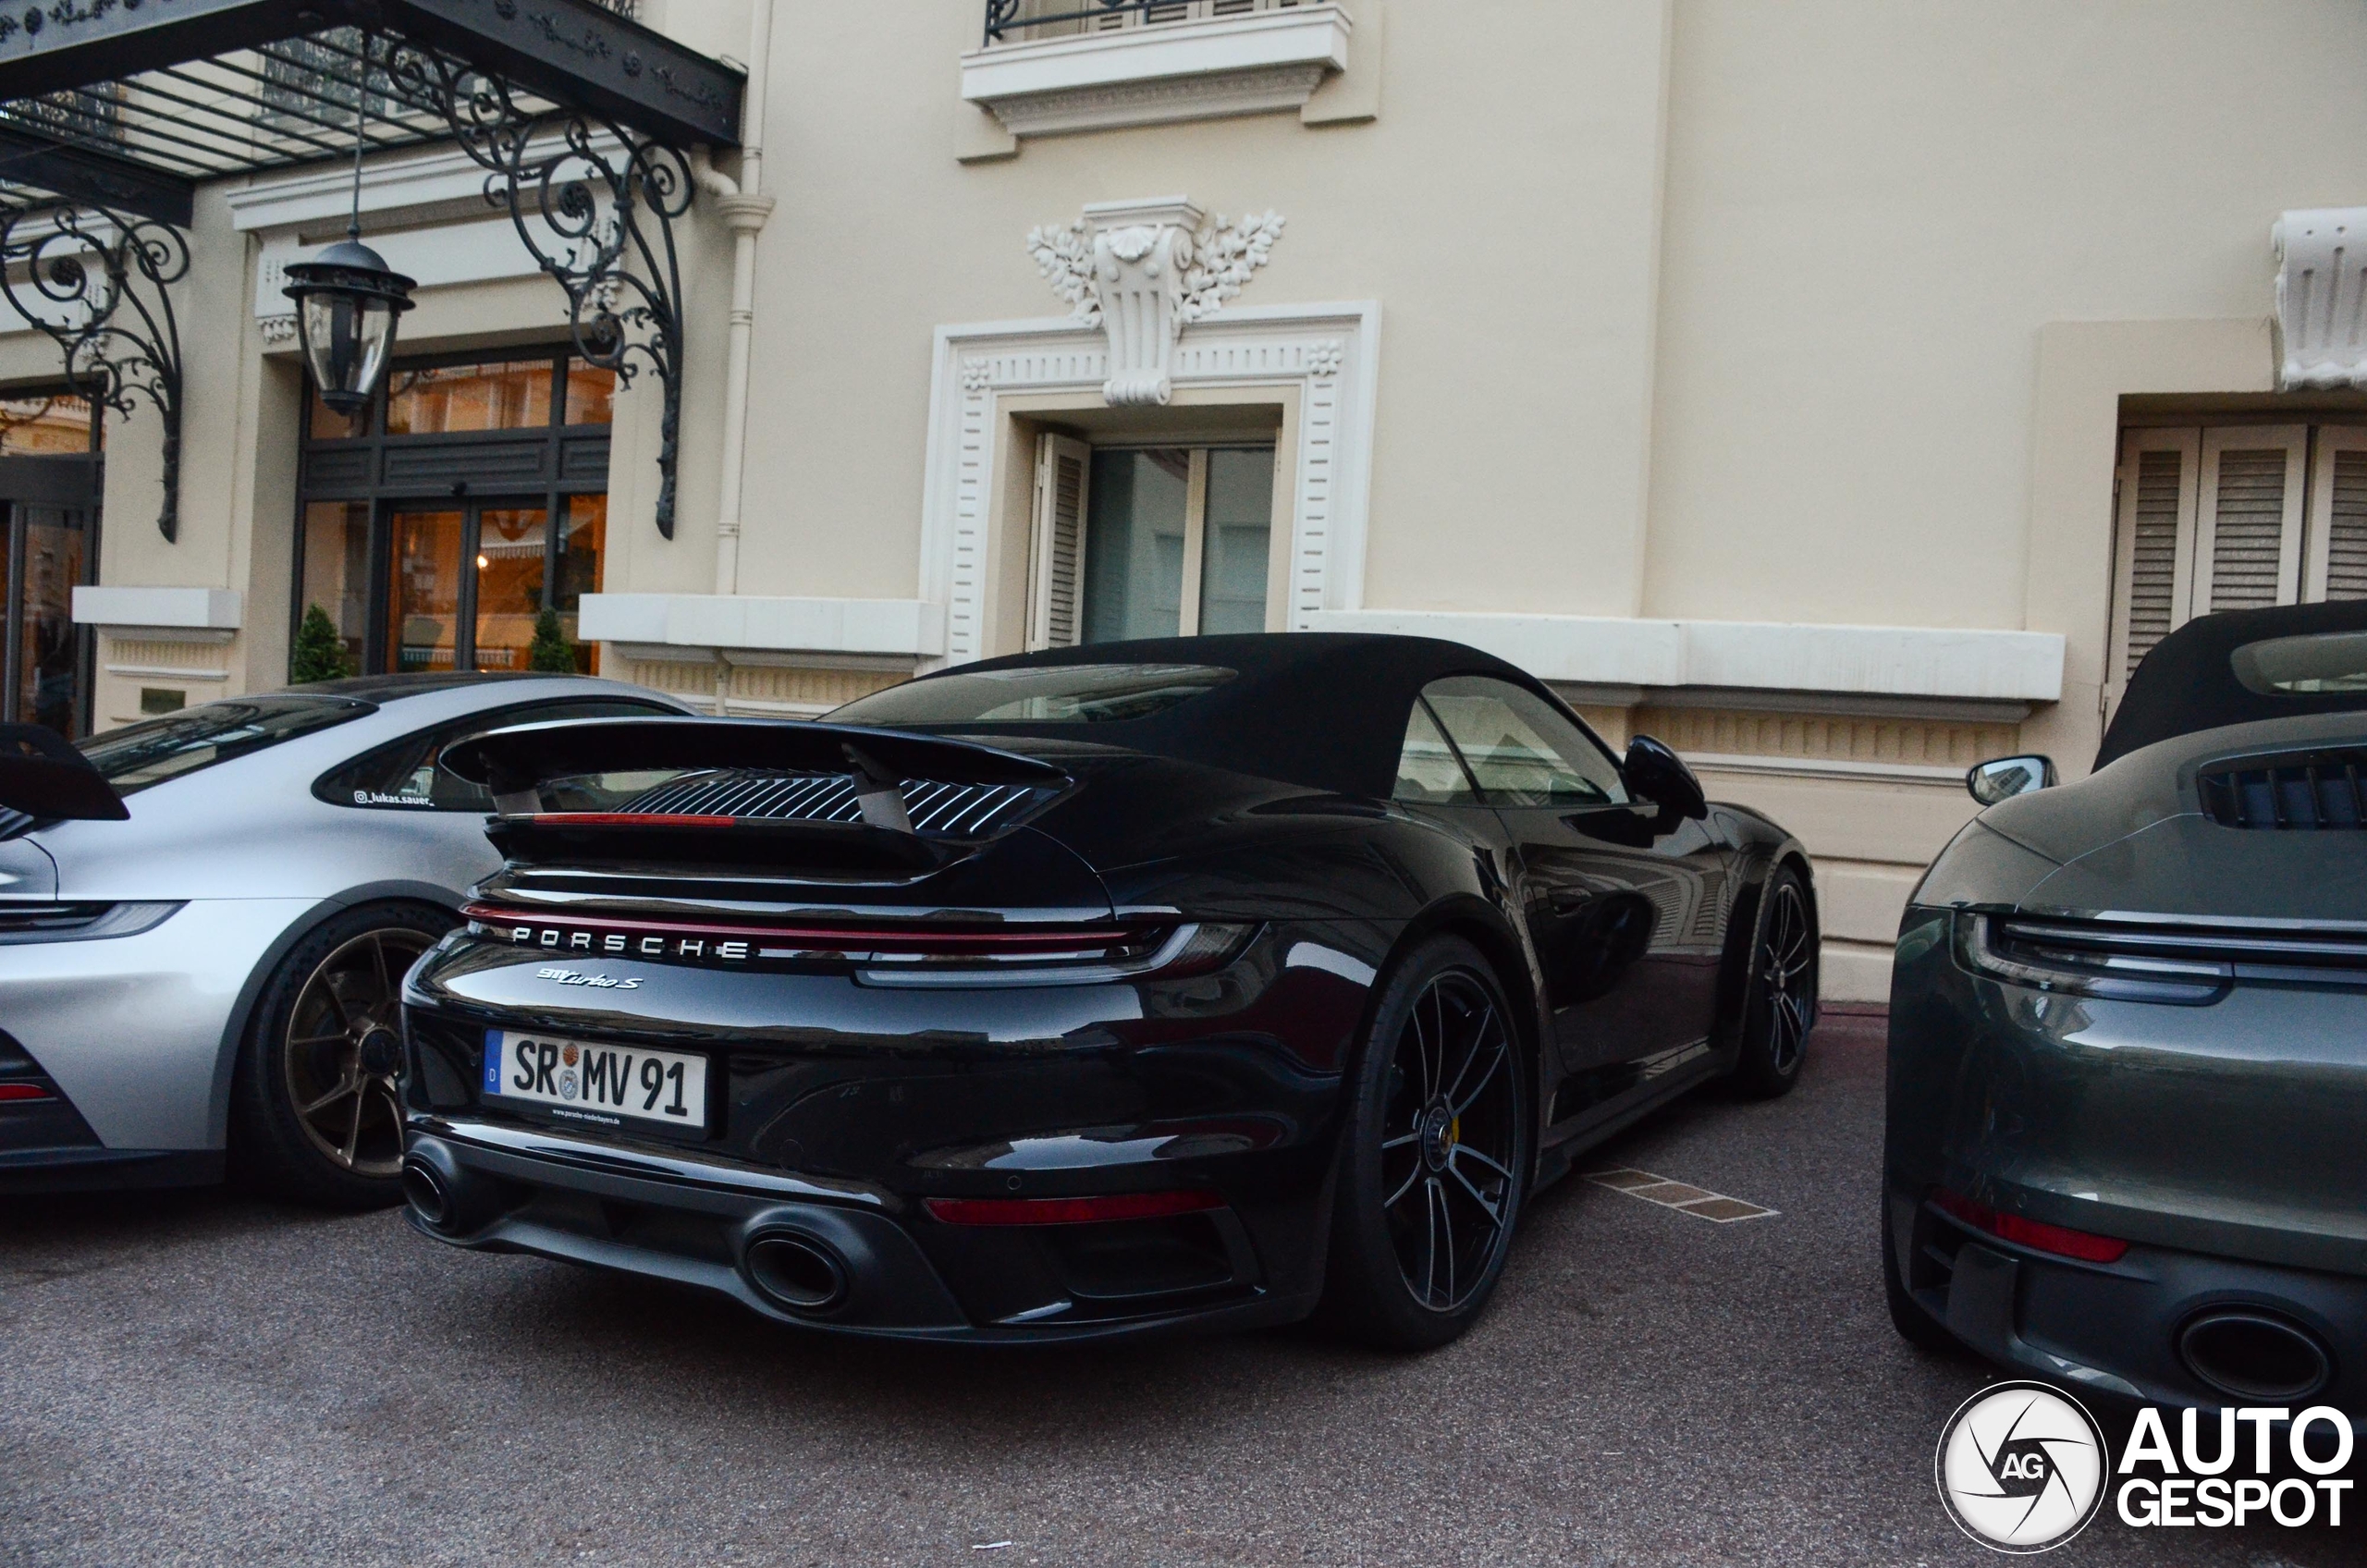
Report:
1935,1382,2108,1552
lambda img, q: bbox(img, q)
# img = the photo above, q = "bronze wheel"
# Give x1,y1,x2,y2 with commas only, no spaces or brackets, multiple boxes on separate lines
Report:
281,928,431,1178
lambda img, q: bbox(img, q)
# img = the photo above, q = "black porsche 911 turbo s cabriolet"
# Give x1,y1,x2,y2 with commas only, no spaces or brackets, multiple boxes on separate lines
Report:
1887,600,2367,1430
397,634,1816,1347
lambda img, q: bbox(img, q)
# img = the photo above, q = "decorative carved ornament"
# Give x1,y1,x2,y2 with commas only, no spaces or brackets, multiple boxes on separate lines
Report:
2274,207,2367,389
1026,198,1283,406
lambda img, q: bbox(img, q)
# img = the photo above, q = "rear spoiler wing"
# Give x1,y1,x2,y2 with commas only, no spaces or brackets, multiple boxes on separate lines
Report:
438,717,1071,832
0,723,129,823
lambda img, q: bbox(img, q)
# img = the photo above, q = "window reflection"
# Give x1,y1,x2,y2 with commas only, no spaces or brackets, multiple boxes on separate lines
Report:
300,501,370,674
1084,448,1190,643
564,364,616,426
388,510,462,671
386,360,554,435
472,508,548,671
557,495,606,673
0,394,96,455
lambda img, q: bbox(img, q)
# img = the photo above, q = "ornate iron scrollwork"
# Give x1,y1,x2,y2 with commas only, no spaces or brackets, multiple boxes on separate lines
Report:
0,197,185,539
390,42,691,537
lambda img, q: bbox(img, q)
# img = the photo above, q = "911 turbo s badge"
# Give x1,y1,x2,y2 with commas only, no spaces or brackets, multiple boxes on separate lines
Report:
534,967,644,989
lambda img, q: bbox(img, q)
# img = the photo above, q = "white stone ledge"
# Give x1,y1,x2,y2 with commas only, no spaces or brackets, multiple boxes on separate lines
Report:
581,595,948,660
72,587,242,631
1306,610,2065,704
963,6,1350,138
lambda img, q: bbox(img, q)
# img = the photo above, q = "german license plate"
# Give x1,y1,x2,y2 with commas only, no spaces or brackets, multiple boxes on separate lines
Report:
483,1030,708,1133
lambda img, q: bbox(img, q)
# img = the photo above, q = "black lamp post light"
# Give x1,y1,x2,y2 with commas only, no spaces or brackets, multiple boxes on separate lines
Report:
283,35,414,417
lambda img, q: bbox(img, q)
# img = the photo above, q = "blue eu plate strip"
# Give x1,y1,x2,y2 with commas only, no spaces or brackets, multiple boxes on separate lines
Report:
483,1030,502,1096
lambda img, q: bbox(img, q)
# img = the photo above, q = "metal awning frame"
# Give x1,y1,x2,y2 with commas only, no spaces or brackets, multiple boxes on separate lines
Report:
0,0,742,541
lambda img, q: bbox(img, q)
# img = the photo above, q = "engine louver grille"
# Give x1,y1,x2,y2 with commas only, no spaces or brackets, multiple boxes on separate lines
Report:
619,769,1051,839
2196,750,2367,829
0,902,112,936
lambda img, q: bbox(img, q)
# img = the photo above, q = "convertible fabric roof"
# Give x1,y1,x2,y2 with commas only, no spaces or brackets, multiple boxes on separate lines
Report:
921,633,1568,799
2097,599,2367,768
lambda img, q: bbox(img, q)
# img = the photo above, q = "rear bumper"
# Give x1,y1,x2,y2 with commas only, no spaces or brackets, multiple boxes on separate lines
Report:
406,1120,1320,1342
1885,1182,2367,1434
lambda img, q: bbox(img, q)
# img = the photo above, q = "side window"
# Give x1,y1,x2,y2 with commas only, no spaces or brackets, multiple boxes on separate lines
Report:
1420,677,1629,808
1393,698,1479,804
315,700,674,811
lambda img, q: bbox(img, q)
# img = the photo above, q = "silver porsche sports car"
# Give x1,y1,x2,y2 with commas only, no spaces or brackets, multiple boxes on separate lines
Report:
0,674,688,1205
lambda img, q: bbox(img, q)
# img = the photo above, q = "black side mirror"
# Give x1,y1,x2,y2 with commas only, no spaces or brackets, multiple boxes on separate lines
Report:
1623,734,1707,823
1966,753,2056,807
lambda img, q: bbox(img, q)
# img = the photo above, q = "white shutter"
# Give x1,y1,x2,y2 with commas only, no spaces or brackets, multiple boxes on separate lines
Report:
2110,427,2199,690
2304,425,2367,602
1028,433,1091,649
2194,425,2308,615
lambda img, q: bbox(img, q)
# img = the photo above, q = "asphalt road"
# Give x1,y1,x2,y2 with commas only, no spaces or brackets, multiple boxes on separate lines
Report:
2,1013,2351,1567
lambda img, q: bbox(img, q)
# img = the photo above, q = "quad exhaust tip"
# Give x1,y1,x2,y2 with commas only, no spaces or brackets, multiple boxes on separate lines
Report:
2177,1309,2333,1403
743,1231,849,1314
400,1155,454,1231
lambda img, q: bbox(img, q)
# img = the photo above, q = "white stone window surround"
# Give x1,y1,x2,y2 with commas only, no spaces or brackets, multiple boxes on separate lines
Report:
963,3,1354,140
919,300,1382,667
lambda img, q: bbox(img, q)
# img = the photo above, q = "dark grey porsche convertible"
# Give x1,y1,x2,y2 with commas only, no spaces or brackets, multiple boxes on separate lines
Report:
1886,601,2367,1427
398,634,1816,1347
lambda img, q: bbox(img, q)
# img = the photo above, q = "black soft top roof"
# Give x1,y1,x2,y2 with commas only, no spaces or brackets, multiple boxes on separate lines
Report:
902,632,1572,798
2097,600,2367,768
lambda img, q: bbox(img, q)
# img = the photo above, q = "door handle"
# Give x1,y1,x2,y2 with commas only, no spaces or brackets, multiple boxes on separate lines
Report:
1548,889,1593,915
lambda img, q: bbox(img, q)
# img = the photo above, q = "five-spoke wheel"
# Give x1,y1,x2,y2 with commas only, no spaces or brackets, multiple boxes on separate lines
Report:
231,902,454,1207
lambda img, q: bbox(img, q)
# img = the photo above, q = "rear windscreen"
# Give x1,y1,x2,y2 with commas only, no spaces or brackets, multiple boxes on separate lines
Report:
78,696,370,796
2232,631,2367,695
828,664,1235,725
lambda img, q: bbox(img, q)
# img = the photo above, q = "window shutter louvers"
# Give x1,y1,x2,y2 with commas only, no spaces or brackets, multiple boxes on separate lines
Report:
2111,428,2201,692
1028,433,1092,650
2305,427,2367,602
2194,426,2308,615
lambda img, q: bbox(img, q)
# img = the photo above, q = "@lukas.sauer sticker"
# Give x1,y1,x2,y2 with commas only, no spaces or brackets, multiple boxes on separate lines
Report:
1936,1382,2109,1553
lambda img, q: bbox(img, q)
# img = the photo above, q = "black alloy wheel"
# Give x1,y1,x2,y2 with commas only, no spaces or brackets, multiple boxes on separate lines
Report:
1322,935,1529,1350
231,902,454,1208
1730,866,1815,1098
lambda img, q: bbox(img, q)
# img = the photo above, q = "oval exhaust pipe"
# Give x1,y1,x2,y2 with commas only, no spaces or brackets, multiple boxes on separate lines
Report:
401,1155,454,1231
743,1231,849,1313
2177,1309,2333,1403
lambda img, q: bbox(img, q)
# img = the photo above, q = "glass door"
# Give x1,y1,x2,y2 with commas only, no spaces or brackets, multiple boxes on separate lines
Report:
0,454,101,739
386,500,552,673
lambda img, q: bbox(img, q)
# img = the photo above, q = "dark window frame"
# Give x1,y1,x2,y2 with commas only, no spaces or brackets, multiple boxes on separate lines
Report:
288,346,612,680
0,386,104,736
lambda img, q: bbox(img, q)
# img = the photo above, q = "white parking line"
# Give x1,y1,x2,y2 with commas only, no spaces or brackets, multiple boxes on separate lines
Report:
1587,1167,1778,1223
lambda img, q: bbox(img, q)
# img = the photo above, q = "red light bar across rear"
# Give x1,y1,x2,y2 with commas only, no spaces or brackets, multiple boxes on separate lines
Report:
1932,1189,2128,1264
923,1191,1225,1227
0,1083,55,1102
461,904,1156,955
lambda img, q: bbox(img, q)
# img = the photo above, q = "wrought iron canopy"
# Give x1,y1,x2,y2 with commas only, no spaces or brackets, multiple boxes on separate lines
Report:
0,0,739,543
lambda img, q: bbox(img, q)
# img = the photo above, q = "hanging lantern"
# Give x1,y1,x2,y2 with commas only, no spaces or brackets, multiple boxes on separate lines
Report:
284,238,413,417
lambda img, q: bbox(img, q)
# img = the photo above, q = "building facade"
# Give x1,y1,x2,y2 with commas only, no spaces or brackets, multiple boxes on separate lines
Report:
10,0,2367,1000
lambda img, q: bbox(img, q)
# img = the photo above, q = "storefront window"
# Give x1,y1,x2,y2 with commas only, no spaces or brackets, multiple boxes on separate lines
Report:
557,494,606,674
385,359,555,435
388,510,463,671
564,364,616,426
472,507,548,671
299,501,370,674
296,349,612,680
0,394,97,455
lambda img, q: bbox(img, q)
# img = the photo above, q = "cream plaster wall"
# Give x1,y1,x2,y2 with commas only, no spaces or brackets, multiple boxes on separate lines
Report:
1646,0,2367,631
732,0,1673,620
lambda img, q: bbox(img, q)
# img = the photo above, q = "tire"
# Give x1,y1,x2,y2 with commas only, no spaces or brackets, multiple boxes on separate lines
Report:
1319,934,1530,1351
1726,864,1816,1099
228,901,455,1209
1882,1201,1964,1354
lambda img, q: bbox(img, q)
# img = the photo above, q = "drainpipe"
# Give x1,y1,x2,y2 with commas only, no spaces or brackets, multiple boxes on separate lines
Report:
691,0,777,597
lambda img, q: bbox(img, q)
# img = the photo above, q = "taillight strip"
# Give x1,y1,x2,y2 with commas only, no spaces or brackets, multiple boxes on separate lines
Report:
1932,1189,2128,1264
462,903,1155,952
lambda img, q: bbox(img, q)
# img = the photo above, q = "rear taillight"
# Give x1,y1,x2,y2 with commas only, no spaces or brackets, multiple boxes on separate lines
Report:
924,1191,1224,1226
1932,1189,2128,1264
0,1083,55,1103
